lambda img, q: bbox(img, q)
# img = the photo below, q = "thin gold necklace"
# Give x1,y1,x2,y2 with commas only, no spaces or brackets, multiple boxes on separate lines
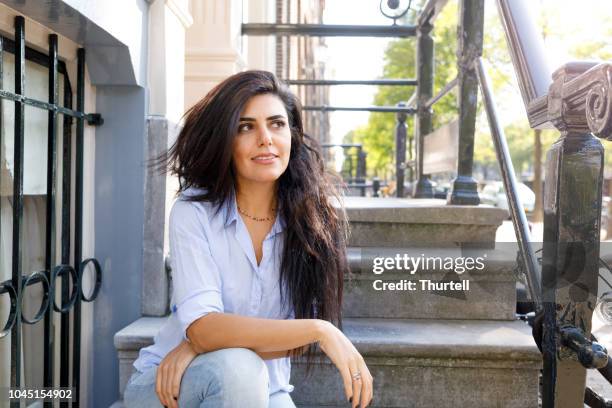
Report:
237,204,276,222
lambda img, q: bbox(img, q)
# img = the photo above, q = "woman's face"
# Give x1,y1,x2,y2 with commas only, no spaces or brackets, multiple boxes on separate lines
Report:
232,93,292,185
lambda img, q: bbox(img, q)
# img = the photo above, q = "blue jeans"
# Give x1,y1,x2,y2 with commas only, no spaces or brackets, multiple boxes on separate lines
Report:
123,348,296,408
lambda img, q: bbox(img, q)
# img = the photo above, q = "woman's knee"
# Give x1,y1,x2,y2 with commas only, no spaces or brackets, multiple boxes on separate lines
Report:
187,348,269,403
203,347,268,386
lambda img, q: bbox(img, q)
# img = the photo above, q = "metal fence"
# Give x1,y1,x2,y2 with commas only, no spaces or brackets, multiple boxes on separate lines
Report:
0,16,102,407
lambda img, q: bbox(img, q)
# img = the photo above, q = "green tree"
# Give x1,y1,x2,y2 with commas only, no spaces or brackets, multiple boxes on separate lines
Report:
346,1,612,181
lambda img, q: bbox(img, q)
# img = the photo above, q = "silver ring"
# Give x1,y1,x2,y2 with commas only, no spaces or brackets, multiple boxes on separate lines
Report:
352,371,362,381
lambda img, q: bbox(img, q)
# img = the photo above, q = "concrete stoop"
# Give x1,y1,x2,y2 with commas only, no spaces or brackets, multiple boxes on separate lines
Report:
291,318,541,408
338,197,508,247
114,317,541,408
113,198,543,407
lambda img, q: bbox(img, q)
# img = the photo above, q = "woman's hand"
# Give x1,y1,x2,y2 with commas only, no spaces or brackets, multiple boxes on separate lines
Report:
318,321,374,408
155,340,198,408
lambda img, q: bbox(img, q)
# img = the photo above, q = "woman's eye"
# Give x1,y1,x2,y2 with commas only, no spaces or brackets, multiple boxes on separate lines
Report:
238,123,252,133
272,120,286,128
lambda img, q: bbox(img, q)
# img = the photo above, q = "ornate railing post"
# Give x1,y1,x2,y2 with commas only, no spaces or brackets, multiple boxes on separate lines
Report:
372,177,381,198
357,148,367,197
540,61,611,407
413,20,434,198
448,0,484,205
395,102,408,197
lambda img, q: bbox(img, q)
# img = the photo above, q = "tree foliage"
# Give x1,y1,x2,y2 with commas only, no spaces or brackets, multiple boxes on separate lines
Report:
344,1,612,182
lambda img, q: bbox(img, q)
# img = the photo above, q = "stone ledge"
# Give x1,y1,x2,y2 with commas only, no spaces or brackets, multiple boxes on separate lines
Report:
336,196,508,225
114,317,541,407
115,317,540,363
292,318,540,408
114,316,167,351
328,318,541,362
114,317,168,397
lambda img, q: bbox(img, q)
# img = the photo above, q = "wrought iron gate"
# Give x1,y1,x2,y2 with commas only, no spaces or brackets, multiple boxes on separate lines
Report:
0,15,103,407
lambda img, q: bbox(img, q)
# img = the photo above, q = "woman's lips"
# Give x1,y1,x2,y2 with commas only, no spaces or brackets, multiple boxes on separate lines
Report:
251,154,278,164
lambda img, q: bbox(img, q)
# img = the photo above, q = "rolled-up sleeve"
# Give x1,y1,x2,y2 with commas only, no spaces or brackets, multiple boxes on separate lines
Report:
168,199,224,340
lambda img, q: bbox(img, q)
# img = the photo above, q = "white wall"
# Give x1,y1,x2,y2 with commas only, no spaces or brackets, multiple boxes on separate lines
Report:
245,0,276,72
184,0,246,109
62,0,149,86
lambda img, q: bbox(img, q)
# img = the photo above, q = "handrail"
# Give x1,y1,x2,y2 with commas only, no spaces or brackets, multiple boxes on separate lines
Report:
417,0,450,27
474,57,542,309
495,0,552,109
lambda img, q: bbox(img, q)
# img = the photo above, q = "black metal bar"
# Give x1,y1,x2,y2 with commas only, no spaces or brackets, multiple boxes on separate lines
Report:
0,274,52,294
0,35,3,331
594,333,612,386
448,0,484,205
584,386,612,408
372,178,381,197
356,150,366,180
425,76,458,109
44,34,59,406
475,57,542,307
541,134,603,407
494,0,552,108
395,103,408,198
2,34,64,72
59,55,73,408
283,79,418,86
302,105,416,113
0,89,100,123
72,47,86,408
242,23,417,37
413,21,434,198
11,15,25,396
417,0,451,27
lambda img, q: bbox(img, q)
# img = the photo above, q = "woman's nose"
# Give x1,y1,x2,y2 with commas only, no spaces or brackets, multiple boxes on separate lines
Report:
257,127,273,146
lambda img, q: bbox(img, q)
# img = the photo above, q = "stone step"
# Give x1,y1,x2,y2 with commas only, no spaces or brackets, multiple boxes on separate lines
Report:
291,317,541,408
344,245,520,320
338,197,508,247
114,317,167,399
114,317,541,407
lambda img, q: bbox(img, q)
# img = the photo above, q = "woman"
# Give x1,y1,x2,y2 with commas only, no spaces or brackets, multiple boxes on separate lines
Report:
123,70,373,408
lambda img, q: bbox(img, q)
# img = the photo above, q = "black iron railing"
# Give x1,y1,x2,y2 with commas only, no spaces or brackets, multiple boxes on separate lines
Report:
494,1,612,406
0,16,103,407
405,3,612,404
321,143,377,197
474,57,543,308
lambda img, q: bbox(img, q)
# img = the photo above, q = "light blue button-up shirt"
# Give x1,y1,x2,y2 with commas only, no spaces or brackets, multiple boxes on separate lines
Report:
133,186,295,394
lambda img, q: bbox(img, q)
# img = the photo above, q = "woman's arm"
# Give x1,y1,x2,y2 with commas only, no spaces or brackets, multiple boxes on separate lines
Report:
186,312,326,355
255,344,310,360
188,312,373,407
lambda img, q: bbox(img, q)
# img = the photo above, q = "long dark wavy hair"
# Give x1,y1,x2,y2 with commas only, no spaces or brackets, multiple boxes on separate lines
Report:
149,70,350,371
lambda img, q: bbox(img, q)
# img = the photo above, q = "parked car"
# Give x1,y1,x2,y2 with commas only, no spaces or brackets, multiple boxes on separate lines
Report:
480,181,536,213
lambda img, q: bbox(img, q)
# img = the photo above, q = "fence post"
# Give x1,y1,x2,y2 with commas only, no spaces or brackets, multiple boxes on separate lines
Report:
395,102,407,197
373,177,381,198
448,0,484,204
414,20,434,198
540,62,608,407
357,149,367,197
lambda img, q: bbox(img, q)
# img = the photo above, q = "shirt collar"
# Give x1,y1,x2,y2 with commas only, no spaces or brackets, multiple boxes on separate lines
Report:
224,189,286,236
